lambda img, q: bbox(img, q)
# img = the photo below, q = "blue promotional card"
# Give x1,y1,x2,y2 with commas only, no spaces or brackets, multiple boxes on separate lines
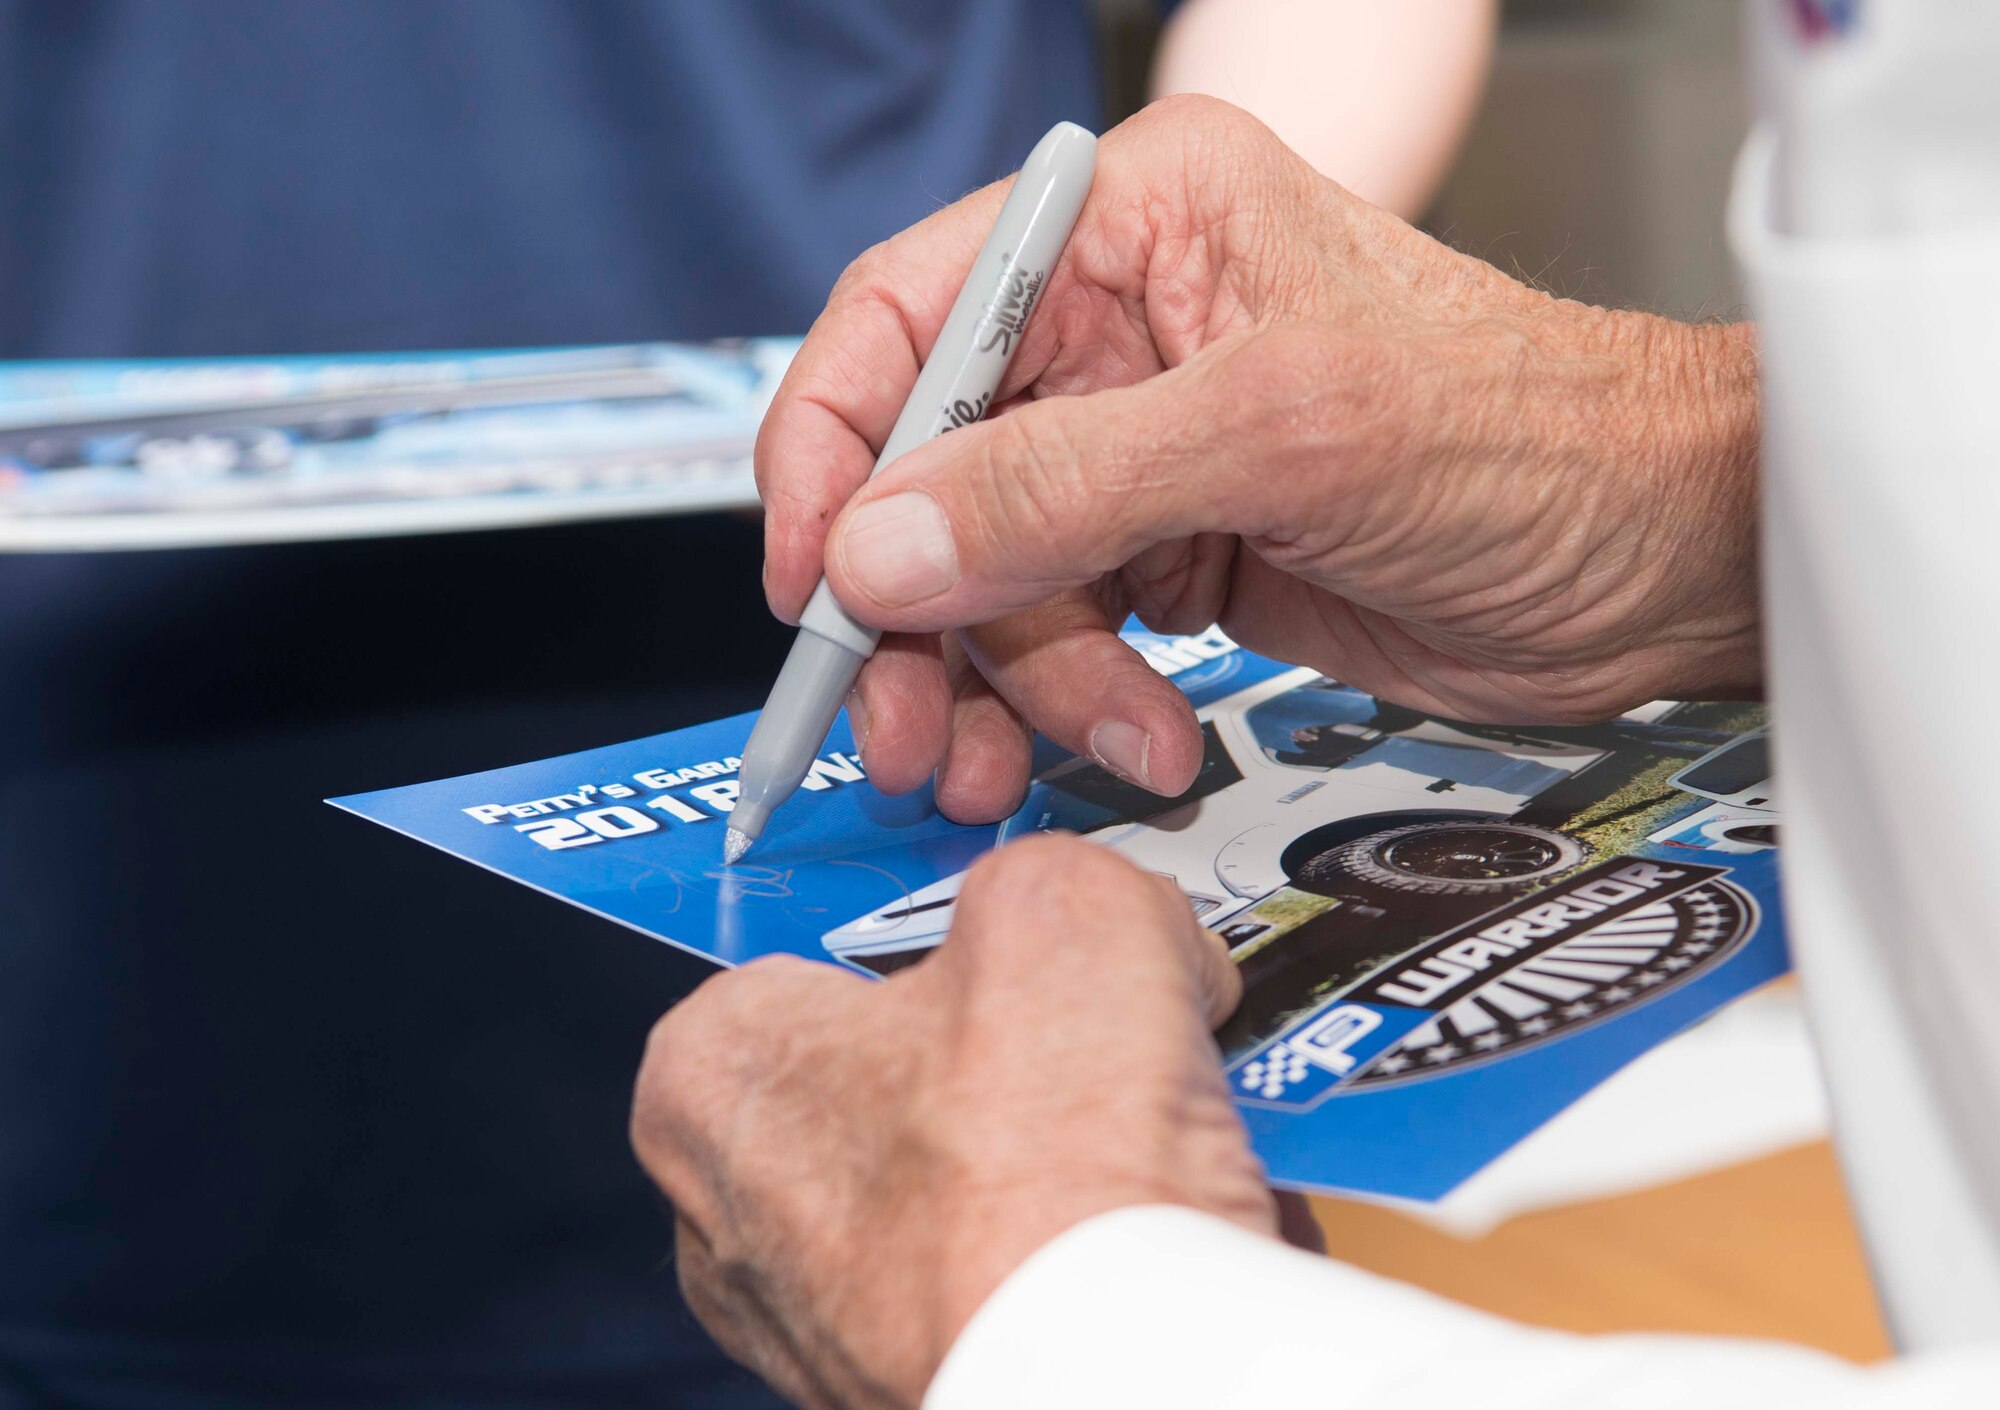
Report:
332,628,1788,1201
0,339,794,550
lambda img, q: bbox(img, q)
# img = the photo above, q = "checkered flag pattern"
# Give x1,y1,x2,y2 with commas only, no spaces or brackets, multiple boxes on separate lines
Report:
1239,1042,1314,1100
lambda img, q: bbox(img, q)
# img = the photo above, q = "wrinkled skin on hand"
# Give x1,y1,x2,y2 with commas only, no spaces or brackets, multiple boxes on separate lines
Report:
631,837,1279,1410
757,95,1761,823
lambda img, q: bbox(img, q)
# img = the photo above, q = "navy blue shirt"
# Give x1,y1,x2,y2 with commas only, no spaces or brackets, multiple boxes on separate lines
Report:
0,3,1100,1406
0,0,1099,354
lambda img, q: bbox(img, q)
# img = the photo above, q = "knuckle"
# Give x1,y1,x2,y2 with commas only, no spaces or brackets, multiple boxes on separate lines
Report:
933,702,1030,816
957,835,1036,904
631,1024,693,1175
976,411,1095,571
978,833,1147,910
960,408,1136,588
632,1008,725,1143
1138,92,1266,148
724,954,859,1027
1130,533,1235,634
672,1250,758,1372
828,239,895,305
1201,325,1401,507
1127,94,1298,204
738,951,819,981
632,965,816,1176
637,1002,702,1091
638,1007,684,1077
1226,324,1353,411
674,1251,722,1327
956,834,1064,920
750,408,787,496
642,963,780,1078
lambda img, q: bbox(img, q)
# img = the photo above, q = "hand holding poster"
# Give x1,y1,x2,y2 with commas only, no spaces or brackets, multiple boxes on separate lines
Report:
333,626,1788,1200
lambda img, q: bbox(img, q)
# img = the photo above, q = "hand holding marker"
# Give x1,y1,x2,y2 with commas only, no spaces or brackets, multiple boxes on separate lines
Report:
726,122,1098,861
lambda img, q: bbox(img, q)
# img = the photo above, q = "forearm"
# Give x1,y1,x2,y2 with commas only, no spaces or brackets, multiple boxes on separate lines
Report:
928,1206,1993,1410
1150,0,1498,218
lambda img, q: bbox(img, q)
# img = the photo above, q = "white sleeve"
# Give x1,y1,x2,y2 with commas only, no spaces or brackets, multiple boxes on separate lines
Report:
923,1206,1999,1410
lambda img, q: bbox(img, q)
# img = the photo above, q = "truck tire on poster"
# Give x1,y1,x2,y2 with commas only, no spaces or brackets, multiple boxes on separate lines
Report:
1311,821,1588,896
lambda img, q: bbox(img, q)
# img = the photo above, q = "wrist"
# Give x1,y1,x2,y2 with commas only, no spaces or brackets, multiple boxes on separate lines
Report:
1635,314,1765,699
1508,298,1765,706
928,1180,1169,1383
930,1147,1284,1387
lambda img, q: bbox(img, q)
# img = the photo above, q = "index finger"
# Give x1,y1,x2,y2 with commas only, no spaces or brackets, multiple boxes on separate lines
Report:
755,180,1024,623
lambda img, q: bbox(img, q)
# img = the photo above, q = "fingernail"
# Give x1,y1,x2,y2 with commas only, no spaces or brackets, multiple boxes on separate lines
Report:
836,492,959,607
846,690,871,755
1089,721,1153,789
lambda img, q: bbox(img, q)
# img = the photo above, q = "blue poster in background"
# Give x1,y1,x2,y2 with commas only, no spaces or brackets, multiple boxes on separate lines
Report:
333,628,1789,1201
0,339,792,549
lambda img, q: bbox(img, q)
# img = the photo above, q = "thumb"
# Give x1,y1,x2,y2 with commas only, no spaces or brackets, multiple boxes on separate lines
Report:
821,333,1299,632
944,836,1244,1031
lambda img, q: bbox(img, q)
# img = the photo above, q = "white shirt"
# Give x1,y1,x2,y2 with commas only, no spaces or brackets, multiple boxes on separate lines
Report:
928,1207,2000,1407
1745,0,2000,1349
928,3,2000,1403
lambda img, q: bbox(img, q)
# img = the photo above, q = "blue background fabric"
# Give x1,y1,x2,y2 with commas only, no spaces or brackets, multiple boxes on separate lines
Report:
0,2,1101,1406
0,0,1100,355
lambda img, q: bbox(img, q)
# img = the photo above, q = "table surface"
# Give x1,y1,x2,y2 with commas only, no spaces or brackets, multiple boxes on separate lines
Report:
1311,1139,1891,1362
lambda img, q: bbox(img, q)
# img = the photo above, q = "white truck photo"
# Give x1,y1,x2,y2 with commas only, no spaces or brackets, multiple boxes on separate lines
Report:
823,665,1773,1005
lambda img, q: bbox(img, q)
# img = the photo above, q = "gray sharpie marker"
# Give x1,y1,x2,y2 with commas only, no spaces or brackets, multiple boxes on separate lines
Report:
726,121,1098,863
